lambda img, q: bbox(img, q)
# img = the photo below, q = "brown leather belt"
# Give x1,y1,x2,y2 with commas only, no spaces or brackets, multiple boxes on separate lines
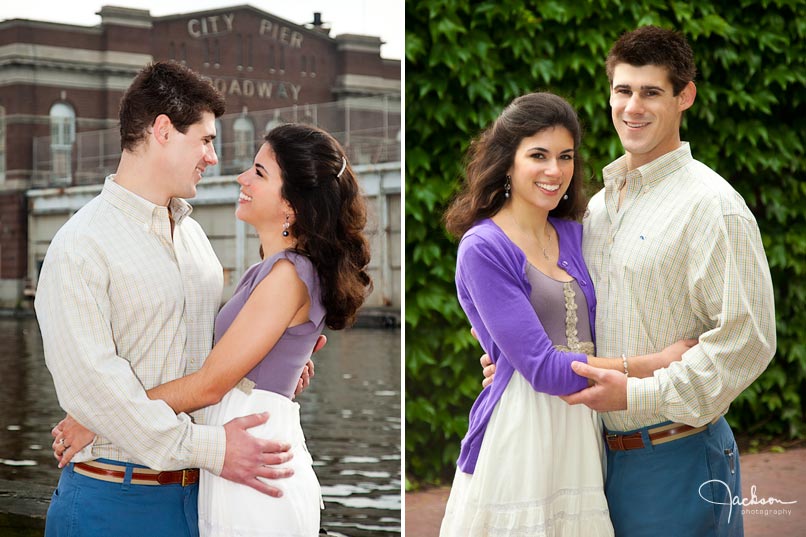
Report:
606,419,718,451
73,460,200,487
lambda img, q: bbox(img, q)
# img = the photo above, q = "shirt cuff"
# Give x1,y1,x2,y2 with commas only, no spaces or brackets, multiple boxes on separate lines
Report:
188,424,227,474
71,442,96,463
627,373,661,416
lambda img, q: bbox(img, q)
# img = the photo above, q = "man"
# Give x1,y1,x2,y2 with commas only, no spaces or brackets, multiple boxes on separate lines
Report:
483,26,775,536
36,61,309,536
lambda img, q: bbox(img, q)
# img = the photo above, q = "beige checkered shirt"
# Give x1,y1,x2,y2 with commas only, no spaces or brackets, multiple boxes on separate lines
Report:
35,177,227,472
583,143,776,432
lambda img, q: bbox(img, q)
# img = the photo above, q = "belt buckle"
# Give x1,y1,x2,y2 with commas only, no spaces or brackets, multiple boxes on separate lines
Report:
605,432,623,451
181,469,191,487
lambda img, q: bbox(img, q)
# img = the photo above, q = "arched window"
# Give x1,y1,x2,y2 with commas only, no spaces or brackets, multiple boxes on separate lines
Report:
233,116,255,169
0,105,6,180
50,102,76,183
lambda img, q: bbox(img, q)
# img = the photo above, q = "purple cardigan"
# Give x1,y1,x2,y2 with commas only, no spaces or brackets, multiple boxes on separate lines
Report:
455,217,596,473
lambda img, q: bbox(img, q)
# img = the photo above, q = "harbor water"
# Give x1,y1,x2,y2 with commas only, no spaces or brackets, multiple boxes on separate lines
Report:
0,316,401,536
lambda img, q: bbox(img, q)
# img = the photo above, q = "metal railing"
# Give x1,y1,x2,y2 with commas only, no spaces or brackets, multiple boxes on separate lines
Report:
31,96,400,188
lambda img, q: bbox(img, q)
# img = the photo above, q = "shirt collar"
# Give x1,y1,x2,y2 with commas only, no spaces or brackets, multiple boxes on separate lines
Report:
169,196,193,224
101,175,194,231
603,142,693,190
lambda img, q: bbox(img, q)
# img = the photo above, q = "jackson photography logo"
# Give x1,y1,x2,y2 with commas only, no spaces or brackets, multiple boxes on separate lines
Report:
699,480,798,523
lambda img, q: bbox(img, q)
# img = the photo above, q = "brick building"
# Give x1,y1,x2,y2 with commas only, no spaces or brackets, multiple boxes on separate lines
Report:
0,4,400,307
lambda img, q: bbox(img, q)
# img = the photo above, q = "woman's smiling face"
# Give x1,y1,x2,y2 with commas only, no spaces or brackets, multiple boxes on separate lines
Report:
506,126,575,213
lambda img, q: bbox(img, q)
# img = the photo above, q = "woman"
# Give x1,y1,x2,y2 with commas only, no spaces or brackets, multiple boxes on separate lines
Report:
55,123,372,536
440,93,693,536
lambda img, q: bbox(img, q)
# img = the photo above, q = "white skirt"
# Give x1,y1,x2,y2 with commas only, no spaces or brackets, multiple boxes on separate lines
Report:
198,387,322,537
440,371,614,537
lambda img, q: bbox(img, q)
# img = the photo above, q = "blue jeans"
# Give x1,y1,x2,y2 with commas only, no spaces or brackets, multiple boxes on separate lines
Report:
605,417,743,537
44,459,199,537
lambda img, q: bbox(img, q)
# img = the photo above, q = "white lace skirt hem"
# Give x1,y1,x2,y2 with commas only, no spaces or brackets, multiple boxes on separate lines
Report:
440,371,614,537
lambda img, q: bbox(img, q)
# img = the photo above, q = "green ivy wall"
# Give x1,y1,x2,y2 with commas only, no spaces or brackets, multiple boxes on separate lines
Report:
405,0,806,486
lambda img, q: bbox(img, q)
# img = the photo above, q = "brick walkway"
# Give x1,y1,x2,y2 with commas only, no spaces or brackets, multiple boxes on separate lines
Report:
405,447,806,536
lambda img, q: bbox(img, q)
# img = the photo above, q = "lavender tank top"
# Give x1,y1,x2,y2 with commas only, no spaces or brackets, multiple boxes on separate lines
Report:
525,263,594,353
214,250,326,399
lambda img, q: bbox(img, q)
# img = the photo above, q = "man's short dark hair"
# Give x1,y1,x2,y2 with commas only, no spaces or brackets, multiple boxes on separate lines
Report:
119,61,226,151
606,26,697,95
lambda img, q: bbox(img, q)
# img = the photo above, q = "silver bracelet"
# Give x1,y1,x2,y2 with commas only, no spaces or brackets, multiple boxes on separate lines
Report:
622,353,629,377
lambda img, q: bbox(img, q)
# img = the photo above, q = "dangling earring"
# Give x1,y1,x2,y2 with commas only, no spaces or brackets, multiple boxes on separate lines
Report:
504,175,511,199
282,214,290,237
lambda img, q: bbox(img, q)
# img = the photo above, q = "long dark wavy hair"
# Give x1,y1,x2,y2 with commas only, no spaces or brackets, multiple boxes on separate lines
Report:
264,124,372,330
444,92,587,239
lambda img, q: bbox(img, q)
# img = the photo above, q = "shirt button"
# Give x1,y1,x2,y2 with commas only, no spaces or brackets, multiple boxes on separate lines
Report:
561,261,568,267
580,280,587,286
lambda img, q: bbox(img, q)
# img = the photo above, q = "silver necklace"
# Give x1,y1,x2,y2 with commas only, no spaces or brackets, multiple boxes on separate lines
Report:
510,212,552,261
538,226,551,260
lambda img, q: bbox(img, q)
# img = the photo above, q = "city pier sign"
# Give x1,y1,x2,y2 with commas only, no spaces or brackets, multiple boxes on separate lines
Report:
186,12,304,48
187,12,308,102
203,77,302,102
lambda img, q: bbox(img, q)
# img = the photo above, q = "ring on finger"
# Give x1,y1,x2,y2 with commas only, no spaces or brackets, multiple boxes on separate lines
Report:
58,438,65,446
